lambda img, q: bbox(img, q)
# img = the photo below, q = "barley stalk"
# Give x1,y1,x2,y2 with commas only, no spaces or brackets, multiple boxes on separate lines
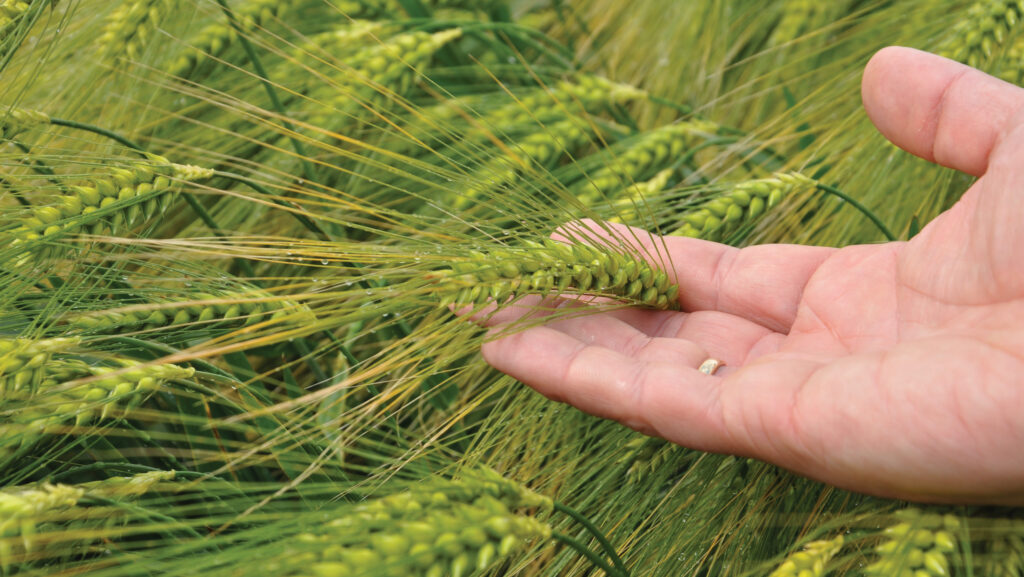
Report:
865,508,959,576
669,172,815,242
432,238,680,310
291,20,396,63
285,20,400,94
0,1,33,30
415,75,644,135
769,534,844,577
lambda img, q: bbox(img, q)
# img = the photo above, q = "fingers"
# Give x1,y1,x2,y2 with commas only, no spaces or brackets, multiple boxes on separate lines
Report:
559,220,835,333
480,324,738,450
862,46,1024,177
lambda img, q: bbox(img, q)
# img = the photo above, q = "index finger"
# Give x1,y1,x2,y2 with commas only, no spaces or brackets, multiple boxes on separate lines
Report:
562,221,835,333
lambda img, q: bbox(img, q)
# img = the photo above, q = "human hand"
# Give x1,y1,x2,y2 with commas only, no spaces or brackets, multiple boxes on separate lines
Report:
479,47,1024,504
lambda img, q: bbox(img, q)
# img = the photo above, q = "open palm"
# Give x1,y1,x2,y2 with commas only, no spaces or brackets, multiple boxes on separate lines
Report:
480,47,1024,504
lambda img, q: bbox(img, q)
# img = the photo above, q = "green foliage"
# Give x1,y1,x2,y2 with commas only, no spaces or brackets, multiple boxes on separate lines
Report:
0,0,1020,575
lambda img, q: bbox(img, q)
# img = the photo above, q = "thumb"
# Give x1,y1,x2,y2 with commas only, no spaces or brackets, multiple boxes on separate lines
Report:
861,46,1024,177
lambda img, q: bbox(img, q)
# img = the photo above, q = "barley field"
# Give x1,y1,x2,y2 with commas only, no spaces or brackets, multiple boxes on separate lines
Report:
1,0,1022,575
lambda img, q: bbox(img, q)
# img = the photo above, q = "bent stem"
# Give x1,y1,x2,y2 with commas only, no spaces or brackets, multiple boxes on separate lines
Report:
555,501,630,576
553,531,629,577
815,182,896,242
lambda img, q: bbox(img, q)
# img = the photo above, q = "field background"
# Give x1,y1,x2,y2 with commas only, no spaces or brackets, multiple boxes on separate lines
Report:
0,0,1022,575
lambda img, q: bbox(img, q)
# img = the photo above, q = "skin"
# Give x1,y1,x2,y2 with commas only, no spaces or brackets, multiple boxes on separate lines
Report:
476,47,1024,504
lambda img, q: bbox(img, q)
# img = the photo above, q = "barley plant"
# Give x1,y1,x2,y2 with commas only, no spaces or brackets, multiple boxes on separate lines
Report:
0,0,1021,575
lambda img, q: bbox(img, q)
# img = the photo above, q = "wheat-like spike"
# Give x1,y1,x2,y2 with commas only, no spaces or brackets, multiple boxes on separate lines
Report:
429,0,503,9
393,74,643,158
304,28,463,129
940,0,1024,69
432,238,680,310
769,0,831,46
417,75,644,135
0,336,81,397
769,534,845,577
168,0,302,78
284,20,400,95
0,357,93,459
481,75,647,130
278,470,552,577
0,106,49,139
98,0,182,63
0,473,177,569
2,356,194,458
0,482,84,569
82,470,177,497
291,20,396,62
5,155,213,267
998,35,1024,84
608,167,674,225
13,358,194,423
451,118,598,210
865,508,960,576
980,519,1024,576
345,0,505,14
617,436,677,484
0,1,32,30
669,172,815,242
0,0,57,49
68,286,315,334
574,119,719,207
167,0,385,78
